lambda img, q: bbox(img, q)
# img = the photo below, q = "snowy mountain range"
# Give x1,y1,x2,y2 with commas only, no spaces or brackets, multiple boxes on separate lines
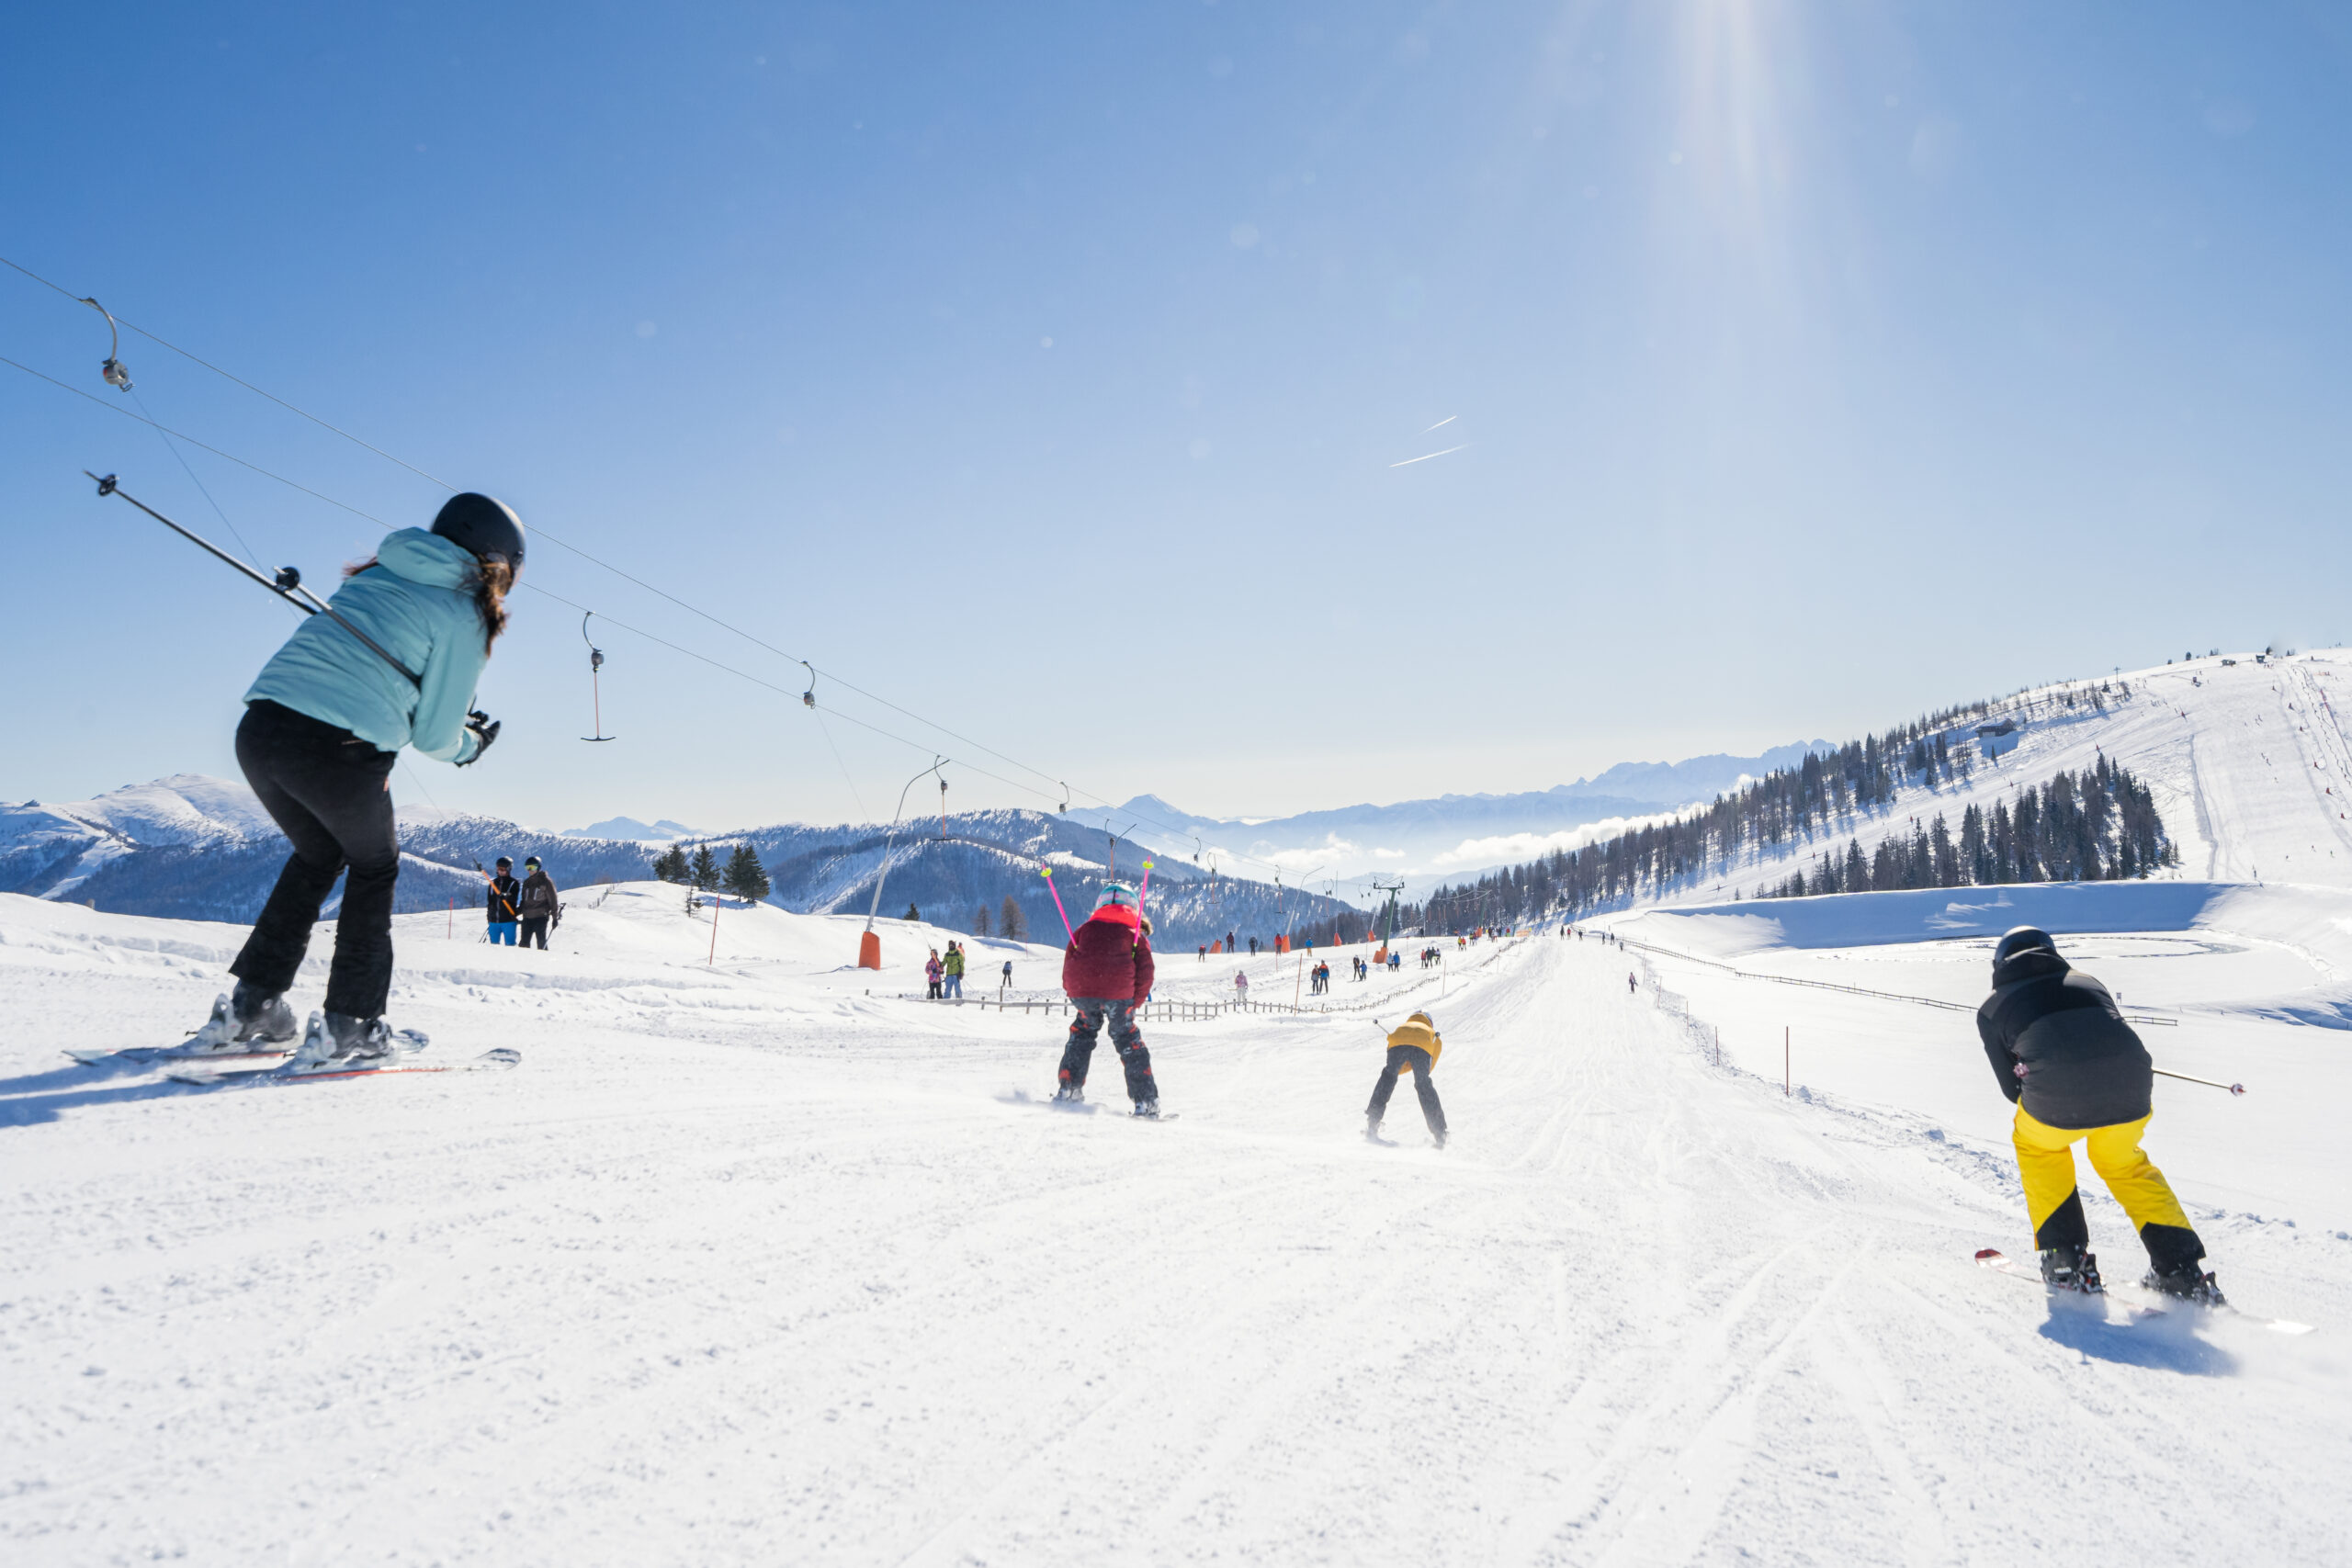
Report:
0,780,1351,947
1066,740,1837,888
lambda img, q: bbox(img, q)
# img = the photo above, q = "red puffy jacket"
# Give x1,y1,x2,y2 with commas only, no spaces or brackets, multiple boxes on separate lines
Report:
1061,905,1156,1000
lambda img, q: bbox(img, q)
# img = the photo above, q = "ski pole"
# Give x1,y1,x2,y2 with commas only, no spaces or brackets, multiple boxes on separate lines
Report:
2154,1066,2246,1095
1040,866,1076,941
1136,859,1155,912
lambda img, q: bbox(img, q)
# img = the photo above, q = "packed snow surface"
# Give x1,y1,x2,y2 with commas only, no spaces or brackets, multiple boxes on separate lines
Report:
4,886,2348,1565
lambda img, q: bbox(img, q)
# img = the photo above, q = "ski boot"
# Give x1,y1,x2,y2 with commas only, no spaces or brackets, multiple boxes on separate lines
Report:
1432,1127,1448,1150
2038,1244,2102,1293
1132,1099,1160,1120
2143,1261,2226,1307
181,983,299,1055
1051,1082,1085,1105
286,1011,401,1074
1364,1114,1384,1142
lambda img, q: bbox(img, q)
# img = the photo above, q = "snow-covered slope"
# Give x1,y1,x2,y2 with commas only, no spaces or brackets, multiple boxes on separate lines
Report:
3,887,2347,1564
1608,649,2352,908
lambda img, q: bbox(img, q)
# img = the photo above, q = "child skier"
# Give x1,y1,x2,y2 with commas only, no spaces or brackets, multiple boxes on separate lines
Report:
183,492,520,1067
1367,1010,1447,1147
1053,882,1160,1116
1977,926,2222,1302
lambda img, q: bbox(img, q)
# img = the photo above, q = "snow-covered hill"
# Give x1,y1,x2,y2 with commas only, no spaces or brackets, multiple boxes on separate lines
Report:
1478,649,2352,914
2,883,2346,1564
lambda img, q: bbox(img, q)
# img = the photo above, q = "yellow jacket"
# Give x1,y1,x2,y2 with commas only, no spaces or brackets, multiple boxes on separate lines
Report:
1386,1012,1442,1067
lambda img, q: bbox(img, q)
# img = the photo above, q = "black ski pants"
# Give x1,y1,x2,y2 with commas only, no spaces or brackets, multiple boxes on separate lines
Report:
519,916,550,950
229,700,401,1020
1057,998,1156,1103
1368,1044,1446,1136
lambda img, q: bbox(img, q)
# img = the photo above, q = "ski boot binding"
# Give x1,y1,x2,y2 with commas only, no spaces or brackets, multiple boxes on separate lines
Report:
1132,1100,1160,1120
2038,1244,2102,1293
181,983,299,1055
2143,1262,2226,1307
286,1011,402,1074
1051,1082,1084,1105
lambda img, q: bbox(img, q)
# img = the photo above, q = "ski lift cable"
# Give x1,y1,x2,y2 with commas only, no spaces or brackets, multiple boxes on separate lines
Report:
126,382,267,570
6,294,1306,881
2,254,455,491
3,261,1085,804
0,354,391,525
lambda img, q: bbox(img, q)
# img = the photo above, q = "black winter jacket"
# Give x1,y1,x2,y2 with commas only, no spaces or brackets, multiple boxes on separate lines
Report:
486,874,522,923
1975,951,2153,1130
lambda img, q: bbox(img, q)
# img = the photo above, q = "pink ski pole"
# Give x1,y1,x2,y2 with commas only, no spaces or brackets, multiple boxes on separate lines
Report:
1136,859,1155,914
1040,866,1076,941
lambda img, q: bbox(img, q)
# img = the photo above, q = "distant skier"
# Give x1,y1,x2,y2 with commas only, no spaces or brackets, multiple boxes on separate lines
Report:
1053,882,1160,1116
1234,969,1250,1004
1978,926,2221,1302
943,941,966,998
1626,972,1635,993
1001,959,1013,990
1366,1011,1447,1148
487,858,522,944
517,855,559,950
924,950,944,999
180,492,520,1067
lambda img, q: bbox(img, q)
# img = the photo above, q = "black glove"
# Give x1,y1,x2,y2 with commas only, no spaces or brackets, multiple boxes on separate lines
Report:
457,710,501,767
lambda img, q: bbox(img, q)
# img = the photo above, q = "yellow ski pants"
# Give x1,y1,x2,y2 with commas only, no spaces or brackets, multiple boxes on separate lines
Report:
2012,1106,2199,1267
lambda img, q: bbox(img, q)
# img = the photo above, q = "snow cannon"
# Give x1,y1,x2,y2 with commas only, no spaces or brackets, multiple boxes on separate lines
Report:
857,931,882,970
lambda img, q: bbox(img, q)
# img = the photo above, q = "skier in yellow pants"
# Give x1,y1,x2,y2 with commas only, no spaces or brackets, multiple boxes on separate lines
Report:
1978,927,2221,1303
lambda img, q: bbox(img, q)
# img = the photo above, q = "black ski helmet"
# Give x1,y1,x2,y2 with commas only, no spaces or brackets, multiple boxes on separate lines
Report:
431,492,526,570
1993,925,2057,970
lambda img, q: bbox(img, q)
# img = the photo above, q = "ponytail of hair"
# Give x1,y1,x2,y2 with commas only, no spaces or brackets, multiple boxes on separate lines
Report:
473,558,513,652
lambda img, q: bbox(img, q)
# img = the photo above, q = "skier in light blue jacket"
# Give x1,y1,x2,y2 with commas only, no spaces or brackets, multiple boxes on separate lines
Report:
185,493,524,1068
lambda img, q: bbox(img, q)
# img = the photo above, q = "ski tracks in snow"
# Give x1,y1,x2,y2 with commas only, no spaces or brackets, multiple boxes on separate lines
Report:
6,936,2352,1564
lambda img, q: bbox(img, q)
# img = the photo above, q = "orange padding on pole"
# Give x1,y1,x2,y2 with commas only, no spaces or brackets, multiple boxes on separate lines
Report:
858,931,882,970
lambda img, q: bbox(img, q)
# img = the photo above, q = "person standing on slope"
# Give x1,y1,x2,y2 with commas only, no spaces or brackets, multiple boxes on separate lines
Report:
486,857,522,944
1977,926,2222,1303
1054,882,1160,1115
184,492,521,1066
924,950,944,999
1366,1010,1447,1148
517,855,559,950
943,941,966,998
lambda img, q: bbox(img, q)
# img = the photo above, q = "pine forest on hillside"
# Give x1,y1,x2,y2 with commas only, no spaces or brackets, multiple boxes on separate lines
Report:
1408,682,2167,931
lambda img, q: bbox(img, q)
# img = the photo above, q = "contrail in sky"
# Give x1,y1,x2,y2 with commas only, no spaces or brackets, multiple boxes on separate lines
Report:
1389,444,1468,468
1419,415,1457,434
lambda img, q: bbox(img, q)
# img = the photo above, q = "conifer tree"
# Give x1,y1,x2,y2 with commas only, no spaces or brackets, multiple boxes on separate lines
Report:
973,906,991,937
722,843,770,901
689,842,719,891
1000,895,1026,940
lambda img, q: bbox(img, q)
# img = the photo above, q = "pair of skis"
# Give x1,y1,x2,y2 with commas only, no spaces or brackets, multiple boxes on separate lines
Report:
1973,1249,2310,1334
999,1089,1178,1121
66,1035,520,1086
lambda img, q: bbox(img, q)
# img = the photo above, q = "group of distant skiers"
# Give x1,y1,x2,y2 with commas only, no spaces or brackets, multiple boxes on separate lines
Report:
924,942,971,999
162,486,2228,1309
482,855,560,949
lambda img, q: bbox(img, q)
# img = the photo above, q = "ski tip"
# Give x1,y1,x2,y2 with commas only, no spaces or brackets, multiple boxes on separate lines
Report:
1973,1248,2006,1262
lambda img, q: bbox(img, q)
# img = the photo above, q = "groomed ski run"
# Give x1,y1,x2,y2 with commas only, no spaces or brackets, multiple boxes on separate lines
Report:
3,887,2346,1566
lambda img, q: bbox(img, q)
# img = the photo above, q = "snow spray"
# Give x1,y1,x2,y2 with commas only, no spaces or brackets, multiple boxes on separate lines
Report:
1040,866,1076,941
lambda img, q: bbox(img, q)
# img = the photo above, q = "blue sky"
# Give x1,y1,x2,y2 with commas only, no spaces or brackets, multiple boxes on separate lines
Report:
5,3,2349,830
